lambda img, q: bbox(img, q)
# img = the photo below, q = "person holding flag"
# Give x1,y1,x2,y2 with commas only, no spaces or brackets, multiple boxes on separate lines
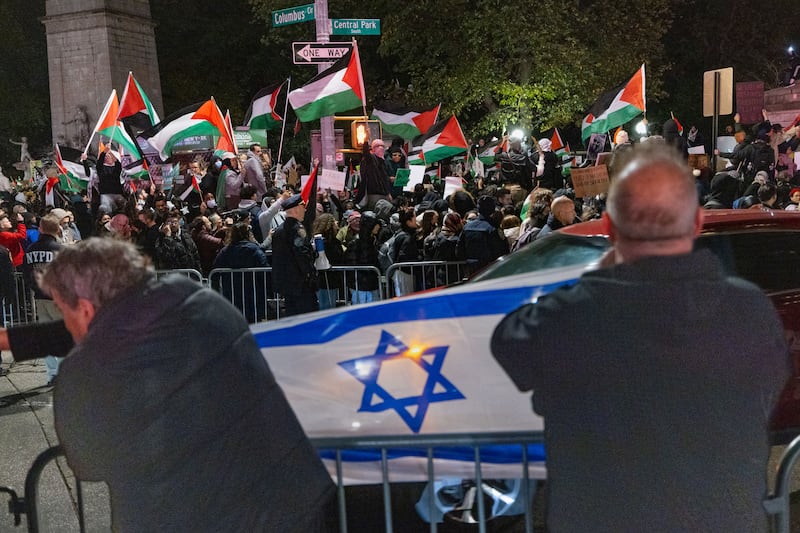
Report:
81,144,125,215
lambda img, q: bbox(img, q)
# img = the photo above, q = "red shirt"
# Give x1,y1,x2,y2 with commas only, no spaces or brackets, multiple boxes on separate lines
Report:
0,223,28,266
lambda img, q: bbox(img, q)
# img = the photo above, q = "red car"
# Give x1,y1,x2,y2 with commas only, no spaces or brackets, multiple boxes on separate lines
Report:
558,209,800,442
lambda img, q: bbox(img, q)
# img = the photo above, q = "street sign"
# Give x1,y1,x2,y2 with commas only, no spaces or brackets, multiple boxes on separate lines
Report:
292,41,353,64
330,18,381,36
272,4,315,27
703,67,733,117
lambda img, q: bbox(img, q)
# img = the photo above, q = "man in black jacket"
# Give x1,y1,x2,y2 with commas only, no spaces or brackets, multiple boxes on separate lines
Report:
38,238,334,532
21,213,63,384
457,196,509,273
491,143,789,532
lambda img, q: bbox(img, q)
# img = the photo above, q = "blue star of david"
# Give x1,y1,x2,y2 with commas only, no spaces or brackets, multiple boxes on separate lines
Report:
338,330,466,433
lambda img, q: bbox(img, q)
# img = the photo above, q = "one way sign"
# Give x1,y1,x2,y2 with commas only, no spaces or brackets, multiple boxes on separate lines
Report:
292,42,353,64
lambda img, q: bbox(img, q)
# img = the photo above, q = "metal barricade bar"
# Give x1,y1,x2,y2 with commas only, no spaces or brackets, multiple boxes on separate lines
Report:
154,268,204,284
384,261,470,298
766,434,800,532
3,272,34,327
312,431,544,533
12,432,543,533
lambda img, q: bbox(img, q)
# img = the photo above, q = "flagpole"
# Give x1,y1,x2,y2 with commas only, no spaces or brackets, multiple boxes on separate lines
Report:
355,38,367,119
276,77,291,171
83,89,117,156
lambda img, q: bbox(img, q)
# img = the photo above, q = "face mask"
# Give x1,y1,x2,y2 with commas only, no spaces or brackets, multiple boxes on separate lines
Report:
214,161,222,170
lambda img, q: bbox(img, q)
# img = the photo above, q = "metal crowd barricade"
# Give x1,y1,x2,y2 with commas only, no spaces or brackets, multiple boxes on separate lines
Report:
9,432,544,533
208,267,281,323
207,266,385,323
384,261,470,299
317,265,385,306
154,268,205,285
766,434,800,532
312,431,543,533
2,272,35,327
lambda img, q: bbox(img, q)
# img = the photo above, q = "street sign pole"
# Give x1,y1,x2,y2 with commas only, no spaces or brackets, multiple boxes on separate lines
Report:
703,67,733,172
315,0,336,171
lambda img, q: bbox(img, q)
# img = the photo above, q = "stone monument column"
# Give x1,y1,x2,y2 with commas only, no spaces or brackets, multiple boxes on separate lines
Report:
42,0,163,151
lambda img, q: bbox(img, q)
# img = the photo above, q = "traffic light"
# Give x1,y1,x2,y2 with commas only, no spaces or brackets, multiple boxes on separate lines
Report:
350,120,382,149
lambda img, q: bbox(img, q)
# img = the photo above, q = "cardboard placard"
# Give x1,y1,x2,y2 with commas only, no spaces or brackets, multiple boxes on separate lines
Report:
735,81,764,125
319,168,346,191
443,176,463,199
687,154,709,171
570,164,609,197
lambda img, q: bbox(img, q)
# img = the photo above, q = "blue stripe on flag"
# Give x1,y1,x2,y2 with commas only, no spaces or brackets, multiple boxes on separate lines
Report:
254,281,574,348
318,444,546,463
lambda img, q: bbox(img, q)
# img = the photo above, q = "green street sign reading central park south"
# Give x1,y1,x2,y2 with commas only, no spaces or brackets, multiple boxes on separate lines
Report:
331,19,381,36
272,4,315,27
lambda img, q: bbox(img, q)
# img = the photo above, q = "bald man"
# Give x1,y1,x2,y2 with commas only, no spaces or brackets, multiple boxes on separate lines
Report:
535,195,579,240
491,143,789,532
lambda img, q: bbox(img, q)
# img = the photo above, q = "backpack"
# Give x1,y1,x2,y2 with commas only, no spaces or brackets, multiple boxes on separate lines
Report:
378,232,399,273
745,142,774,179
510,225,541,252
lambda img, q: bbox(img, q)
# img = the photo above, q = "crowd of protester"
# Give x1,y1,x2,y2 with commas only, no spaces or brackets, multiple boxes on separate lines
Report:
0,113,798,323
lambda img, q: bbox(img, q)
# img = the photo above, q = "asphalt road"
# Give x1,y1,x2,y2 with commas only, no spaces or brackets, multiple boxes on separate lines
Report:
1,350,799,532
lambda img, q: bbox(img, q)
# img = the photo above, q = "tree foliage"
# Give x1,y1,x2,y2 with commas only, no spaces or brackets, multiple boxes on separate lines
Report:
3,0,800,172
250,0,672,142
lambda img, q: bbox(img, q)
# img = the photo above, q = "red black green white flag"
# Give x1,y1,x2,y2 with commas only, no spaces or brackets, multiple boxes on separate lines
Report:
411,115,469,165
245,81,286,130
581,64,646,142
117,72,161,135
288,42,366,122
371,103,440,140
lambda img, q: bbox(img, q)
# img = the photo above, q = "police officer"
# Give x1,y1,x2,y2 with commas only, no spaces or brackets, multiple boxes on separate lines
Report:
271,194,319,316
21,213,63,384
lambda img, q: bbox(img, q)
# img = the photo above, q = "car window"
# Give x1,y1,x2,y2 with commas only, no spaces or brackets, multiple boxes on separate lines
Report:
469,234,609,282
696,231,800,293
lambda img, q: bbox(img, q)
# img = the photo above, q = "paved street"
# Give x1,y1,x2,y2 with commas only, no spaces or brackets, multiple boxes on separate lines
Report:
0,351,109,532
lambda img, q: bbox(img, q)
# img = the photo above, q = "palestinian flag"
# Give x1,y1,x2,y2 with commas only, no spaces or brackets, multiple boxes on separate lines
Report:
414,115,469,165
550,128,566,154
139,101,227,161
371,103,440,140
123,157,151,180
670,111,683,135
407,143,424,166
245,81,286,130
288,43,366,122
179,175,202,201
87,90,139,156
117,72,161,135
581,64,646,141
54,144,87,193
194,97,235,151
216,110,238,154
477,138,505,165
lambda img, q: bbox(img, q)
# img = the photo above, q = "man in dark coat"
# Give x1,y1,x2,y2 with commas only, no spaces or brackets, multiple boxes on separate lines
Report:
355,139,393,210
21,213,63,384
271,194,319,316
39,238,334,532
534,195,580,240
491,143,789,532
457,196,509,273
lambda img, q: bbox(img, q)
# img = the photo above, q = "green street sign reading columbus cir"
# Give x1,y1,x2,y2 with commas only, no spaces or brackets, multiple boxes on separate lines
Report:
330,19,381,36
272,4,315,27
